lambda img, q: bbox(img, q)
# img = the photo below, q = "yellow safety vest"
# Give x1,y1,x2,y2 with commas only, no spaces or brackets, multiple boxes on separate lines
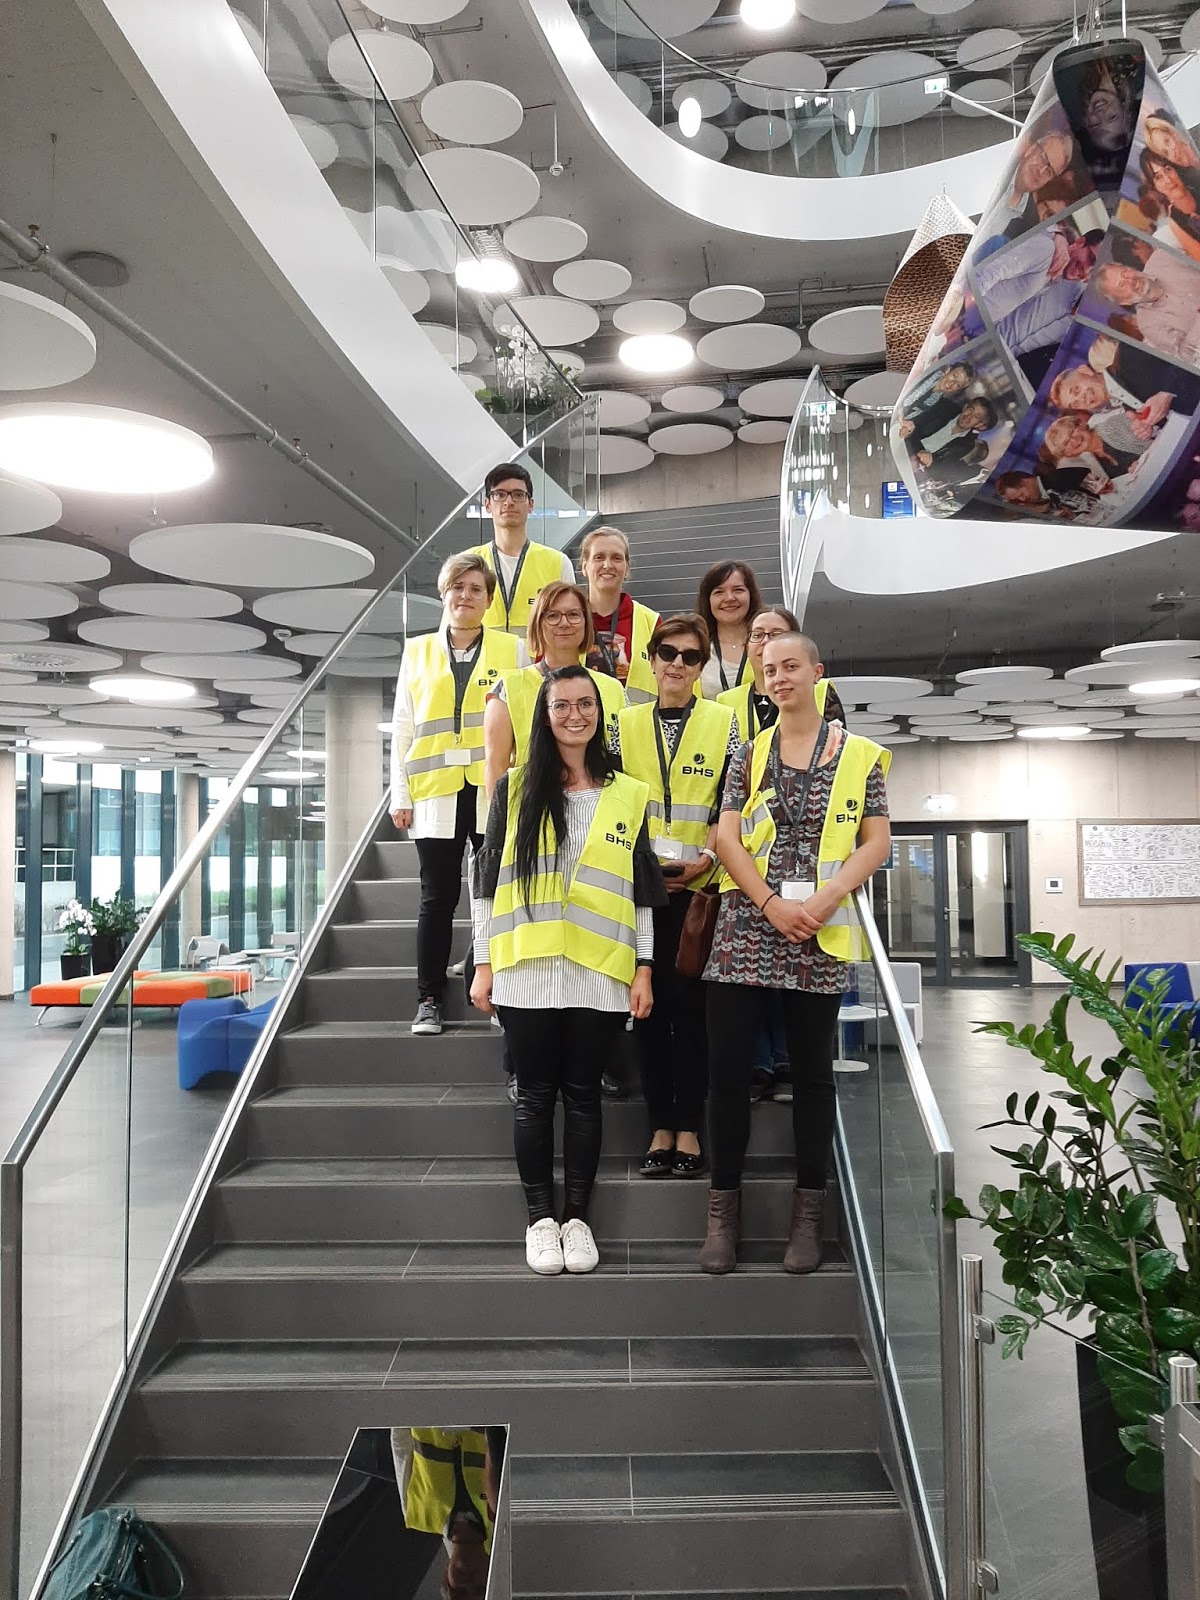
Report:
405,1427,491,1550
471,540,566,635
718,677,835,745
502,664,625,764
617,699,732,886
619,600,660,705
404,629,520,800
490,771,648,984
723,724,891,961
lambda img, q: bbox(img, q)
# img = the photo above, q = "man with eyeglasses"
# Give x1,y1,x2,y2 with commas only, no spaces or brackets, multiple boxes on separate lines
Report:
469,463,576,638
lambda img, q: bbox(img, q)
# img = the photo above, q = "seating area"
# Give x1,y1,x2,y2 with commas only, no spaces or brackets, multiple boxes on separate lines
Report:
30,967,255,1023
177,996,277,1089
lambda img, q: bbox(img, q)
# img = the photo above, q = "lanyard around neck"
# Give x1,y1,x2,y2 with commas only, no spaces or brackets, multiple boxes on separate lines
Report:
718,644,748,694
768,720,829,834
652,701,695,834
491,540,529,629
447,630,483,736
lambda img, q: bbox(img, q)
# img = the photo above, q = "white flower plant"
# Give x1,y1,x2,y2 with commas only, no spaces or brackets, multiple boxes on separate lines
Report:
58,899,96,955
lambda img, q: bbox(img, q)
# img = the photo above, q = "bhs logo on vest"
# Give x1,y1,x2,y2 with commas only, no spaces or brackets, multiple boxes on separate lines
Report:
682,751,714,779
834,797,859,826
474,669,499,688
605,821,633,851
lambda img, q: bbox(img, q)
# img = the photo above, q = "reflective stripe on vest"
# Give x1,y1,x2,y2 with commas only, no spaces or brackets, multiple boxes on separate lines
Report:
490,770,649,983
404,630,520,800
617,698,731,886
471,541,566,636
721,726,891,961
717,677,834,745
620,601,660,704
503,665,625,764
405,1428,490,1547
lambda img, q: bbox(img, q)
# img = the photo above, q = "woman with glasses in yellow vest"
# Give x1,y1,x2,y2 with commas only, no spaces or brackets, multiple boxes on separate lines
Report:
700,631,891,1277
483,581,625,798
470,665,666,1276
614,615,740,1180
390,552,523,1038
580,526,661,705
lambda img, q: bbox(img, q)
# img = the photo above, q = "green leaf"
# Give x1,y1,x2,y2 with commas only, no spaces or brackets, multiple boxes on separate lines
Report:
1118,1192,1157,1239
1118,1423,1149,1458
1006,1091,1018,1119
1098,1313,1153,1364
1024,1092,1041,1123
979,1184,1001,1218
1126,1449,1164,1494
1136,1248,1178,1292
1087,1274,1139,1314
1152,1307,1200,1350
995,1314,1028,1335
942,1196,971,1221
1074,1226,1128,1271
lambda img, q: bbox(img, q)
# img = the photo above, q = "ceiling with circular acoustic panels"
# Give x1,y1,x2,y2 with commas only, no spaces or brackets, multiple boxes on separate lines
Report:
953,79,1014,118
661,384,725,413
1183,8,1200,49
956,28,1022,70
77,616,266,654
649,423,733,455
327,29,433,101
689,286,765,325
957,664,1053,690
0,537,109,583
0,283,97,390
1099,639,1200,663
214,677,303,697
809,305,885,358
252,588,407,633
377,208,458,273
588,0,721,39
0,640,117,672
738,377,807,417
738,420,790,444
735,117,792,152
422,148,540,227
60,704,217,729
696,324,802,371
795,0,887,25
598,435,655,474
830,53,946,127
502,296,599,347
503,216,588,263
98,582,243,618
736,53,827,112
0,683,98,706
613,72,653,115
420,324,479,367
0,581,79,621
837,676,933,704
552,259,633,302
327,657,403,678
547,348,585,377
284,632,400,659
420,80,524,145
381,264,431,315
0,471,61,536
844,371,906,411
289,115,338,169
594,391,652,429
665,122,729,161
143,653,301,681
613,300,687,336
130,525,374,588
673,79,732,118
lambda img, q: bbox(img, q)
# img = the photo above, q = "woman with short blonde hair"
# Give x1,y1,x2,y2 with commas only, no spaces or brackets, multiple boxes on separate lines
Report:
580,525,661,704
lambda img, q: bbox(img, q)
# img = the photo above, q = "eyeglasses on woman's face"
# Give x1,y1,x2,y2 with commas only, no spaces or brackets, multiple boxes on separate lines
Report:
487,488,530,504
544,609,585,626
748,627,789,644
655,643,704,667
548,696,597,719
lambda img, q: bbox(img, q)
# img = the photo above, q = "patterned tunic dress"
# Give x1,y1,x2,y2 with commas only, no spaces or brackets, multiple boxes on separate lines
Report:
704,733,889,995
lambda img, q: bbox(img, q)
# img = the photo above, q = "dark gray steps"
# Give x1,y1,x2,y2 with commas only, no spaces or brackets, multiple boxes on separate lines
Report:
214,1154,839,1241
361,839,419,875
325,917,469,966
303,967,470,1022
275,1021,504,1084
346,877,440,921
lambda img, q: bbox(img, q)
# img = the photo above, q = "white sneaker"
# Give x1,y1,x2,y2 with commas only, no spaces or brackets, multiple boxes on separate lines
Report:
560,1218,599,1275
525,1218,564,1276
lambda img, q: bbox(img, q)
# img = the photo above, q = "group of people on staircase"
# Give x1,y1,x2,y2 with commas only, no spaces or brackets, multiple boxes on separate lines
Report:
389,461,891,1282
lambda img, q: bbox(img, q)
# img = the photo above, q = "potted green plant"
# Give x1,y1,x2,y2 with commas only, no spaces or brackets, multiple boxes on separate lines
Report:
89,895,138,974
57,900,95,979
945,933,1198,1599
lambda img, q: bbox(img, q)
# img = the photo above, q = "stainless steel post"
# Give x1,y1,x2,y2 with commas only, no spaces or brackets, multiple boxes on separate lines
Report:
960,1254,997,1597
1164,1358,1200,1600
0,1162,23,1600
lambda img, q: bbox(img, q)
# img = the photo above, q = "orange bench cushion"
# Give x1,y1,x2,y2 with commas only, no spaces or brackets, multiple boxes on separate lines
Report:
31,968,254,1007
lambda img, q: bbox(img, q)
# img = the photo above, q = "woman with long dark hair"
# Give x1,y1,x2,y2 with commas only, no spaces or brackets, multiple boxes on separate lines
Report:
470,665,665,1275
696,561,764,699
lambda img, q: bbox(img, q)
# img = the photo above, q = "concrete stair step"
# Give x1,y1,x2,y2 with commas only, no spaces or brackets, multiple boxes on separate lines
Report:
325,917,470,967
303,967,470,1023
346,878,448,921
275,1021,505,1084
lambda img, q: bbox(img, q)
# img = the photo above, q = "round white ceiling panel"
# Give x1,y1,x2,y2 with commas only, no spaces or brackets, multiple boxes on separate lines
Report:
249,689,297,707
1183,8,1200,51
696,323,802,370
552,259,633,302
0,282,97,391
649,422,733,455
0,639,116,672
838,676,933,704
1130,698,1200,718
77,617,265,653
0,581,78,621
665,122,730,161
289,114,338,169
326,656,403,677
869,699,956,717
547,348,586,377
327,29,433,101
956,664,1053,689
0,537,109,583
377,208,458,273
689,285,765,324
1025,40,1072,94
844,371,907,411
214,678,303,697
796,0,887,22
956,28,1021,70
1053,688,1148,708
1099,639,1200,664
948,730,1015,742
1134,728,1195,739
237,708,288,725
503,296,599,347
737,52,827,112
371,0,470,19
594,391,653,428
830,410,863,433
59,704,208,729
882,733,920,744
459,371,487,396
143,653,301,681
613,300,687,336
809,305,885,357
0,683,97,706
420,80,524,146
661,384,725,413
97,582,242,618
613,71,653,115
252,588,407,633
129,525,375,588
953,78,1014,117
422,148,539,226
1063,662,1168,686
380,263,431,314
830,53,946,128
673,79,733,117
0,672,34,687
738,377,808,416
738,419,790,444
599,435,655,475
0,471,61,536
420,324,479,367
502,215,588,262
588,0,721,39
735,116,792,152
284,632,399,659
0,622,49,646
915,0,973,16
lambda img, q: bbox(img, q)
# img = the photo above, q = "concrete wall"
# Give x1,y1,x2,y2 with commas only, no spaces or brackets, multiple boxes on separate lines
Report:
885,737,1200,981
601,439,785,515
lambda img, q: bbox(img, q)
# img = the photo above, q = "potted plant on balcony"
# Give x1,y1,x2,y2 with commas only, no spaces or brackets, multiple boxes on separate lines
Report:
945,933,1198,1600
89,894,138,974
476,327,577,440
57,900,95,979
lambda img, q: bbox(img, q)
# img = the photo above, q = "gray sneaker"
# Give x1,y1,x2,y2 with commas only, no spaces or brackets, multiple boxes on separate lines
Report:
412,999,443,1036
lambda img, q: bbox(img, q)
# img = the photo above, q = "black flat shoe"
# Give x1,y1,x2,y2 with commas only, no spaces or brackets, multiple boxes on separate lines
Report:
672,1150,706,1179
639,1147,675,1177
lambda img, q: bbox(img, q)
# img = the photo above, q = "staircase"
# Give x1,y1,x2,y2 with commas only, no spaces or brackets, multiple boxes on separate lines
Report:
80,824,920,1599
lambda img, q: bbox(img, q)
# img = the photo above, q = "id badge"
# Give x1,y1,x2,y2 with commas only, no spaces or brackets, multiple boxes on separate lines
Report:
654,836,685,861
782,879,815,901
444,747,472,767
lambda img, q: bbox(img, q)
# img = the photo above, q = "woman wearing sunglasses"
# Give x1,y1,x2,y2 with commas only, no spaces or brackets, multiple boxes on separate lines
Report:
470,666,664,1276
483,582,625,800
614,615,739,1179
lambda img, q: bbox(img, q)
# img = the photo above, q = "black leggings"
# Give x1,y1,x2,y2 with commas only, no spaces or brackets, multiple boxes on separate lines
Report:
706,984,842,1192
634,893,708,1136
413,784,480,1002
498,1005,623,1225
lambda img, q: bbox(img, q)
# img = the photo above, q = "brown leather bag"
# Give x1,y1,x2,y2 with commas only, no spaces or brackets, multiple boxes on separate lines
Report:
675,886,720,978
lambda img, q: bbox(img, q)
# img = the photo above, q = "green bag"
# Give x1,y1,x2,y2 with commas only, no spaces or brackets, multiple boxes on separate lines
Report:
44,1506,184,1600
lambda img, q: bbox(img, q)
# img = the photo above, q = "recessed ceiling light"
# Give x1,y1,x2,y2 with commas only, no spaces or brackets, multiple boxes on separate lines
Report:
1017,725,1090,740
740,0,796,28
455,257,520,295
31,738,105,755
286,749,328,761
619,333,693,374
678,96,703,138
1129,677,1200,696
89,673,197,703
0,404,214,494
262,768,322,783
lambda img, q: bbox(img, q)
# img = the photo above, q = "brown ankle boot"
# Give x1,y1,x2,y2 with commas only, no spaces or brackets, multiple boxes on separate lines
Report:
783,1187,825,1274
699,1188,740,1274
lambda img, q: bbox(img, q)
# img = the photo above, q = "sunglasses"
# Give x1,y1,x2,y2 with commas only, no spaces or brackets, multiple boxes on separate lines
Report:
656,643,704,667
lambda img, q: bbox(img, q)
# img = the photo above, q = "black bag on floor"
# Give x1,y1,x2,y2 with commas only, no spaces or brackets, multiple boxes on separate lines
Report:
45,1506,184,1600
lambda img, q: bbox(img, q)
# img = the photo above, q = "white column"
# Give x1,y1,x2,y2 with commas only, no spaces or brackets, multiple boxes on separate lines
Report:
0,751,14,999
323,680,384,885
177,772,202,955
